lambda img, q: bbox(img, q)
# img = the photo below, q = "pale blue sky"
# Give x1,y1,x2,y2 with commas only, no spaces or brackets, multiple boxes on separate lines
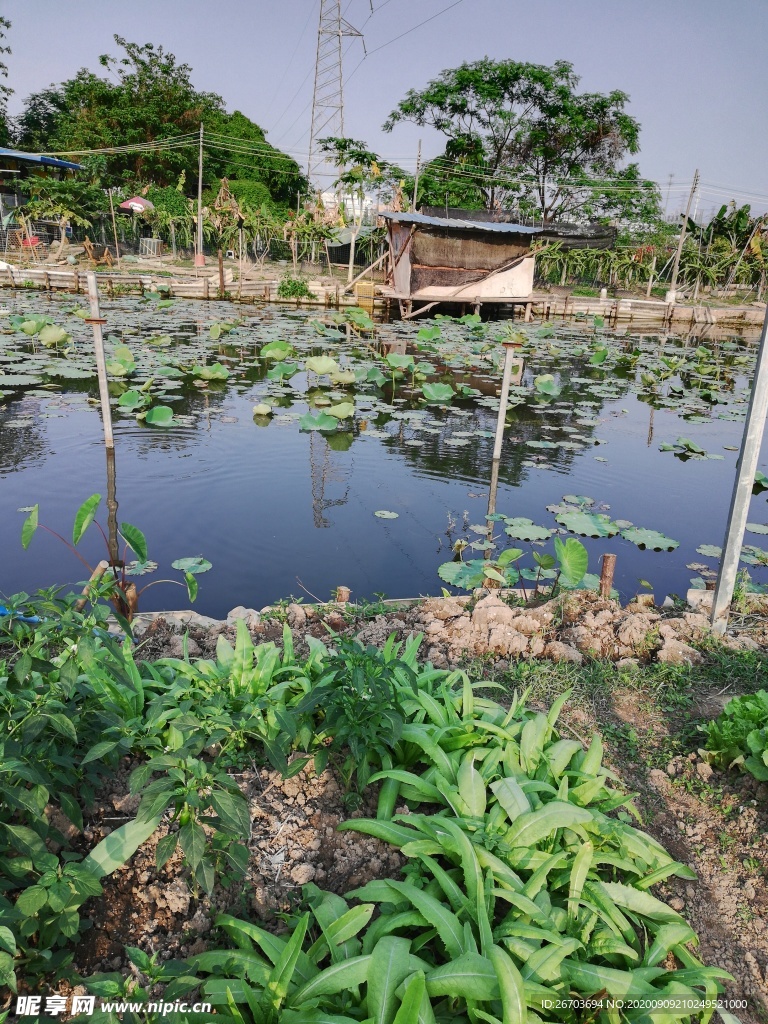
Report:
4,0,766,216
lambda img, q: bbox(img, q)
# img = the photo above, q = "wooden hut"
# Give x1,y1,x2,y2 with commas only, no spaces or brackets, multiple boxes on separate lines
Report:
381,209,616,318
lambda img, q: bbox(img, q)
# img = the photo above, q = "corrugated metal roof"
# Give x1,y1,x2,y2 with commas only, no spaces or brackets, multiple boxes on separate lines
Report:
381,211,544,235
0,148,83,171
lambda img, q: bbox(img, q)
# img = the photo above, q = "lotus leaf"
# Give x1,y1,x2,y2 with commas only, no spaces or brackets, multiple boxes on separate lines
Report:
38,324,70,347
328,402,354,419
252,404,272,416
374,510,399,519
621,527,679,551
556,511,619,538
306,356,339,375
503,518,552,541
330,369,356,385
143,405,176,426
118,390,148,411
299,411,338,432
193,362,229,380
755,471,768,492
741,545,768,566
696,544,722,558
385,353,414,370
534,374,560,397
421,382,455,403
171,557,212,574
747,523,768,535
267,361,299,380
261,340,294,360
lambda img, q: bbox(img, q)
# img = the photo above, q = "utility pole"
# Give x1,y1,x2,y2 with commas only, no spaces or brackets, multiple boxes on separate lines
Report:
664,173,674,218
306,0,364,192
711,304,768,634
195,122,205,268
412,139,422,212
666,169,699,303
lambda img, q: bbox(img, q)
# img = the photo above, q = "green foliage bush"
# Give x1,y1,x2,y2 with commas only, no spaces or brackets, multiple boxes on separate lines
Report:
277,276,314,300
703,690,768,780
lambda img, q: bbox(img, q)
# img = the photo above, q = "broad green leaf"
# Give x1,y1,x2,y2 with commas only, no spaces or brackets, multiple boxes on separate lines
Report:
488,945,526,1024
505,802,592,848
385,880,464,958
554,536,589,586
268,913,309,1011
82,814,162,878
367,936,412,1024
144,405,176,426
600,882,686,923
457,752,486,818
72,493,102,545
291,954,371,1003
568,842,593,920
328,402,354,419
426,952,498,1000
306,356,339,375
120,522,148,563
392,972,426,1024
21,503,38,549
179,821,206,871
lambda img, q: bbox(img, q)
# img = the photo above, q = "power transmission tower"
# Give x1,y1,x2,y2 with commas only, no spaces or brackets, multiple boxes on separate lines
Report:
307,0,364,190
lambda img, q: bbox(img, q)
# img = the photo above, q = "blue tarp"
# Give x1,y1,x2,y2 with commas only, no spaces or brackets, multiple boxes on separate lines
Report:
0,147,83,171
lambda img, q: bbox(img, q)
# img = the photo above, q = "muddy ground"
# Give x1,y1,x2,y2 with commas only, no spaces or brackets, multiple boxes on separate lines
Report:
63,591,768,1020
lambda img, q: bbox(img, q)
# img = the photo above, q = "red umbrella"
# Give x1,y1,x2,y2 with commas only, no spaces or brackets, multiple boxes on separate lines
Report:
118,196,154,212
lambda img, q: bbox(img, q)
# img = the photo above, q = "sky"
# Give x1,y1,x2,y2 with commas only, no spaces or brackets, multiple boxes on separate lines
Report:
4,0,767,217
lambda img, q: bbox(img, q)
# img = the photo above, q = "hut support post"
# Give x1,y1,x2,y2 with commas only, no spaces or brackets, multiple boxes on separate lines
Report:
711,303,768,633
85,272,114,450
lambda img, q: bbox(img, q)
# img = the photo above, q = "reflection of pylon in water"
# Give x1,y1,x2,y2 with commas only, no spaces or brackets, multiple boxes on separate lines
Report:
310,430,349,528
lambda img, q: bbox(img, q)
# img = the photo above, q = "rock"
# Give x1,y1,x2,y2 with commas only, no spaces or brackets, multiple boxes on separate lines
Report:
616,612,659,649
471,593,517,630
744,881,756,900
669,896,685,912
487,625,528,657
647,769,669,792
227,605,262,629
509,613,547,636
110,792,141,815
287,604,307,629
544,641,583,665
290,863,316,885
657,639,704,665
426,646,447,669
695,761,714,782
425,620,444,636
683,612,710,631
617,657,640,669
325,611,346,631
420,597,466,621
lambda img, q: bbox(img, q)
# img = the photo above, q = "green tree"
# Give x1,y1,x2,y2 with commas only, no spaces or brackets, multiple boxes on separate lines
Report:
318,136,402,281
0,17,12,146
14,37,303,208
384,58,659,225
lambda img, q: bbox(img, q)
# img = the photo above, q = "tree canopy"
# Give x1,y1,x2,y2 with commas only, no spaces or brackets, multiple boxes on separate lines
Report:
0,17,11,146
13,36,304,207
384,57,660,225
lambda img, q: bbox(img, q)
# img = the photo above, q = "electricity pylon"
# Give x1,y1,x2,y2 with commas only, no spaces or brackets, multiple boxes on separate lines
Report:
307,0,364,189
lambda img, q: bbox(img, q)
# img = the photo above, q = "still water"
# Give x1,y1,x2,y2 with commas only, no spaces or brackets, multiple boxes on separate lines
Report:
1,290,766,617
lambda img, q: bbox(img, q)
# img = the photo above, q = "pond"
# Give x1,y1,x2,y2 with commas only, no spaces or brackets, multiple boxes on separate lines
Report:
1,289,767,619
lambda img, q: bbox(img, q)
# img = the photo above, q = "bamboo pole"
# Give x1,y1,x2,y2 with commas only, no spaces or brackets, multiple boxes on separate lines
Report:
85,272,114,449
493,340,522,461
74,560,110,612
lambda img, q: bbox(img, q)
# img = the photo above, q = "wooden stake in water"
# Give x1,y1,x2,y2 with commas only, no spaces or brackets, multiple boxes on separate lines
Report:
711,303,768,633
493,340,522,461
85,272,114,449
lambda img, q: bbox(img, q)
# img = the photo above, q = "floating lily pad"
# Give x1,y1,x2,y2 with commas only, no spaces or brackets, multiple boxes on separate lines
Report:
503,517,552,541
621,527,679,551
696,544,722,558
556,510,619,538
374,510,399,519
